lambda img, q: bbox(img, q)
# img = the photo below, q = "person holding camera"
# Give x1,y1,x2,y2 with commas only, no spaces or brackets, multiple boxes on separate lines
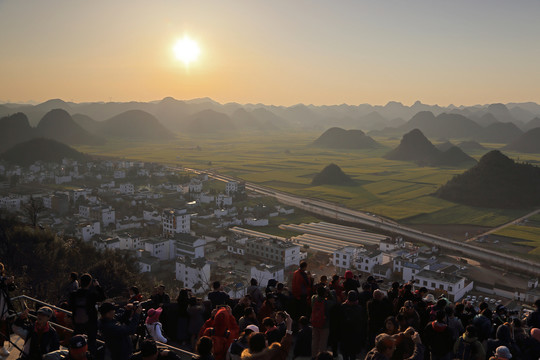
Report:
0,263,15,358
99,301,142,360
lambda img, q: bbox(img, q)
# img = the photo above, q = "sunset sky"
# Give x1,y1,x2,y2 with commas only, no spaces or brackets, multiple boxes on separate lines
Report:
1,0,539,106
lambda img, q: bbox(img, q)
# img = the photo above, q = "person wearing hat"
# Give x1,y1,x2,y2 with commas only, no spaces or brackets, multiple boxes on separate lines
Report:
43,334,93,360
145,307,167,343
129,339,181,360
486,324,521,360
340,290,365,360
490,345,512,360
16,306,60,360
99,301,141,360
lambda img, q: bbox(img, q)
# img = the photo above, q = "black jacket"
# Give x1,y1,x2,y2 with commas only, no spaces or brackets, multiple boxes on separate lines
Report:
99,313,140,360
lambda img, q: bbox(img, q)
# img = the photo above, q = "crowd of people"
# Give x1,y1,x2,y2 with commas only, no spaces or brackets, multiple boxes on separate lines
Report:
1,261,540,360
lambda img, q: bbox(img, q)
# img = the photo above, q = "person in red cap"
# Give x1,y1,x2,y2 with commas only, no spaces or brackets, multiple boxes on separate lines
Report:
145,307,167,343
343,270,360,294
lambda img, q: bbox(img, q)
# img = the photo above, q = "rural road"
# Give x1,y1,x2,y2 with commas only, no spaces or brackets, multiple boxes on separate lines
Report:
466,208,540,242
179,167,540,277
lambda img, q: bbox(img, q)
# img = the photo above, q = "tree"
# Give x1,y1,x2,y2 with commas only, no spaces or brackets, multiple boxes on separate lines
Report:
22,196,44,227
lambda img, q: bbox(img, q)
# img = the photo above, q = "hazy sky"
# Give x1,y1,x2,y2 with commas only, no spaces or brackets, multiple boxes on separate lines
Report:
1,0,539,106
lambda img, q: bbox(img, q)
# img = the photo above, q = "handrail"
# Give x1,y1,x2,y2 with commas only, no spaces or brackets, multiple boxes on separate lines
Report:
10,295,197,358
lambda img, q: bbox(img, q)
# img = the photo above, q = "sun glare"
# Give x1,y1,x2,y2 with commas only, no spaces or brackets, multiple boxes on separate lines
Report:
173,36,200,66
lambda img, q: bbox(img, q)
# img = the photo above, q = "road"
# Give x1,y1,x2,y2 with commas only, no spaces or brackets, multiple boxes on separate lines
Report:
178,167,540,277
466,208,540,242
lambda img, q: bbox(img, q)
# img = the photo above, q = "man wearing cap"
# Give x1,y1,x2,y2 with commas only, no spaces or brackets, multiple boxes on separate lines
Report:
129,339,180,360
99,301,142,360
16,306,60,360
43,334,93,360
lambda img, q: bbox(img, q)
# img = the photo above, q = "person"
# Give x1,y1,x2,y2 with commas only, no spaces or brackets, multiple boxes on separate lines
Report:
291,262,313,319
486,324,521,360
146,307,167,343
367,289,393,346
0,263,15,358
293,316,312,360
43,334,93,360
339,290,365,360
526,299,540,329
227,327,257,360
151,285,171,309
17,306,60,360
365,328,424,360
128,286,143,304
98,301,141,360
130,339,181,360
383,316,399,336
423,310,453,360
472,308,492,342
342,270,360,294
453,325,485,360
67,272,79,294
232,295,252,321
262,317,281,345
68,273,105,355
238,307,258,333
257,294,277,324
188,297,206,349
311,286,330,357
193,336,215,360
207,282,230,310
240,312,293,360
246,279,264,312
490,346,512,360
444,306,464,343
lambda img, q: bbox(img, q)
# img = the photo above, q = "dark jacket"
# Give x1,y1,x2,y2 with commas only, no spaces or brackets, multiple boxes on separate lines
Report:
485,325,521,360
340,301,365,354
293,326,312,358
17,321,60,360
68,286,106,327
99,313,140,360
472,314,491,342
423,321,453,356
453,333,485,360
131,350,181,360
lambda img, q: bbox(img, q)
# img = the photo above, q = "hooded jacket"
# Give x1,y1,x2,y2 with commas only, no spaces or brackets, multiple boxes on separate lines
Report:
486,325,521,360
423,321,453,356
453,332,485,360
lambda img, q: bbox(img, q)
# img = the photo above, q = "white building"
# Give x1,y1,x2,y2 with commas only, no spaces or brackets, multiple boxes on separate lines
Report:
0,197,21,212
80,222,100,242
199,193,215,204
175,234,206,259
114,170,126,179
72,189,92,201
246,238,301,268
143,210,162,222
333,246,383,273
225,181,238,195
250,264,285,286
162,208,190,236
216,194,233,207
214,209,229,218
413,269,473,302
142,237,172,261
119,183,135,195
79,205,116,227
175,257,211,294
188,179,203,193
138,251,160,273
93,236,121,251
117,233,144,250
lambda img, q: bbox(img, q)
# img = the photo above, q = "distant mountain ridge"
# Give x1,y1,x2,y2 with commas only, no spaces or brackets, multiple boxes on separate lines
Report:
37,109,104,145
504,127,540,153
2,98,540,134
436,150,540,208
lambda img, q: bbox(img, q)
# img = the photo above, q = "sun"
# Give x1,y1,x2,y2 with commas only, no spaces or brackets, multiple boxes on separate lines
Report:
173,36,200,66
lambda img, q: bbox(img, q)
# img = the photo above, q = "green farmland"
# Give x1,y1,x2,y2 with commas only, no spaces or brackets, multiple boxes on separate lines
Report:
77,132,540,232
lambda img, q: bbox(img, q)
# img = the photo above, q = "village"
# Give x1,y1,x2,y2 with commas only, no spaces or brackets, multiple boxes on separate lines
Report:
0,157,539,314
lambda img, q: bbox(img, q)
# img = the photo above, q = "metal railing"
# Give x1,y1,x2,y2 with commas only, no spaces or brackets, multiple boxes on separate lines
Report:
10,295,197,359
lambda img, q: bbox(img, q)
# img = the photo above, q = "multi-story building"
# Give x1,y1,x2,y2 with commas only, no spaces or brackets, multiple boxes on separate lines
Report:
79,205,116,227
175,257,211,294
333,246,383,273
246,238,301,268
119,183,135,195
80,222,100,242
162,208,190,236
225,181,238,195
175,234,206,259
250,264,285,285
413,269,473,301
142,237,172,261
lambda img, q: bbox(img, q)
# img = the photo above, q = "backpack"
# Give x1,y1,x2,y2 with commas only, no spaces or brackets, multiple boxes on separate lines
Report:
454,338,476,360
72,294,89,324
311,298,326,328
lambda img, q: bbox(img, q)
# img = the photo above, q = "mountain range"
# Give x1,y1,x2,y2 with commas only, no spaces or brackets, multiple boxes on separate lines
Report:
2,98,540,134
313,127,381,149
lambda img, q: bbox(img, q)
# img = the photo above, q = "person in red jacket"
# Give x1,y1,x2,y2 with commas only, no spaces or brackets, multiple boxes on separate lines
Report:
291,262,313,320
203,307,238,360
